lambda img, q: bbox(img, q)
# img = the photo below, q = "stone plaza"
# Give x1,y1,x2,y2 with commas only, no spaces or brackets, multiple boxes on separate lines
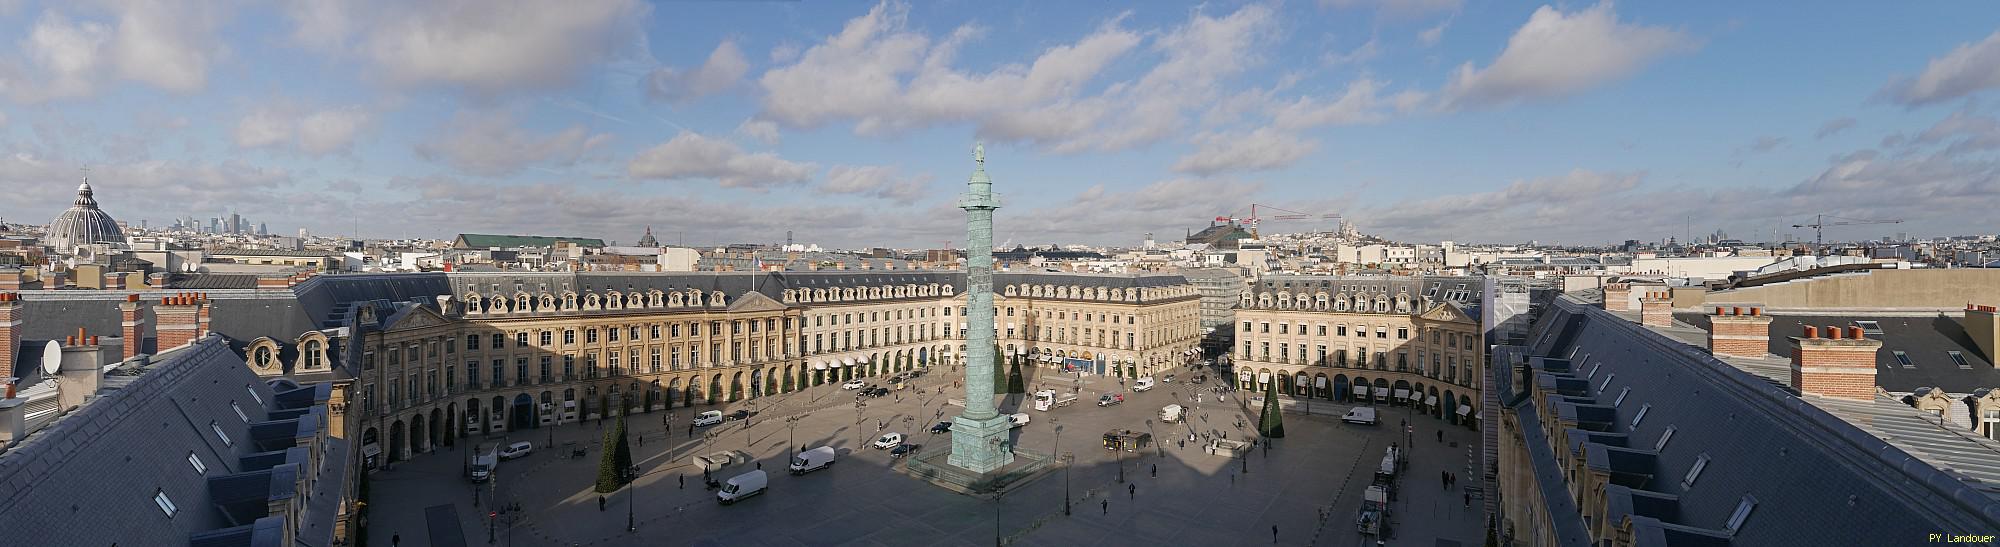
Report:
364,363,1485,546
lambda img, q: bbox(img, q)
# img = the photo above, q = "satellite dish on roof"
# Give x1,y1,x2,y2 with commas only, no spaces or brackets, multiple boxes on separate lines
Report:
41,341,62,375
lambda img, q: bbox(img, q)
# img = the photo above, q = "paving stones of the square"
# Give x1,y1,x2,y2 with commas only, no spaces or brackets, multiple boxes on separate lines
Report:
365,365,1484,547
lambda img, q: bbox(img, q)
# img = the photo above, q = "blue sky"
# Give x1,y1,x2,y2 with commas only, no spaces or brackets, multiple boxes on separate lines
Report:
2,0,1997,248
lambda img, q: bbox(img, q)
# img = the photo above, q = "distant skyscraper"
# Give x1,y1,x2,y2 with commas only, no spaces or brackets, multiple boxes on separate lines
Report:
258,222,268,236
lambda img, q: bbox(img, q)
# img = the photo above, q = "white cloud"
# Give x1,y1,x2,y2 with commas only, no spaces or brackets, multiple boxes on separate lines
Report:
627,131,816,189
415,110,612,176
1438,3,1695,110
1323,37,1380,67
758,2,1145,142
755,2,1285,154
821,165,930,203
1319,0,1462,19
1172,128,1317,175
1741,135,1785,154
1009,179,1267,242
735,119,781,145
0,2,227,102
1815,117,1856,139
233,104,373,156
287,0,647,94
644,40,750,103
1273,77,1426,130
1881,30,2000,106
2,11,110,102
1418,19,1450,46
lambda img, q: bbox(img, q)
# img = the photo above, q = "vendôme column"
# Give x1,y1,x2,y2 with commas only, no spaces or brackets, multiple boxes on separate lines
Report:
947,144,1015,473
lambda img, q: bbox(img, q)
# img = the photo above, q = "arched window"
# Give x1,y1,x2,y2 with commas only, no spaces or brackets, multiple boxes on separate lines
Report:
305,340,324,369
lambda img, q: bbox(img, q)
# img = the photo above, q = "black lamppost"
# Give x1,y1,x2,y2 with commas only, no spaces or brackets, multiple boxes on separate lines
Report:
1053,421,1069,516
787,414,803,460
626,464,638,532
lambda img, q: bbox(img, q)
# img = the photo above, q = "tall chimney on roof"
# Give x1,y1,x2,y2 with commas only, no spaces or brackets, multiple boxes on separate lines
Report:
56,332,104,411
1708,305,1772,358
1603,282,1632,311
155,293,205,350
1790,324,1883,401
0,293,19,382
119,294,145,360
1639,290,1673,328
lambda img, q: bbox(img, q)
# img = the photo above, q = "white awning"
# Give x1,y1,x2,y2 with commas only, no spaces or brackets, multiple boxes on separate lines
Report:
842,357,855,367
1394,389,1410,399
1424,395,1438,405
362,443,382,458
1315,377,1327,388
1457,405,1473,415
1353,384,1368,395
1258,372,1271,383
859,355,871,363
1239,372,1253,381
1373,387,1389,397
813,361,827,370
1016,347,1027,355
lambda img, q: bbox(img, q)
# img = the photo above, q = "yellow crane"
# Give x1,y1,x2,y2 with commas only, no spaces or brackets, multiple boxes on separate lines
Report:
1792,214,1903,256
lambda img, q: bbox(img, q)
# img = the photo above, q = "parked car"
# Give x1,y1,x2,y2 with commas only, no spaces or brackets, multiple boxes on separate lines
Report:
929,421,953,434
498,441,534,460
693,410,725,427
1132,377,1156,392
866,387,890,398
874,432,904,449
726,409,750,421
843,380,867,390
890,443,920,459
1162,374,1176,383
1008,413,1030,428
1097,393,1125,406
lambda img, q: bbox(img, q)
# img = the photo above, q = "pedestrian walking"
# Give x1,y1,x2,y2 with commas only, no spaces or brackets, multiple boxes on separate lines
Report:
756,462,762,470
1442,471,1449,490
1102,499,1108,515
1128,483,1135,499
598,495,607,511
1464,492,1472,508
391,533,400,547
1230,472,1235,486
1272,525,1279,544
679,474,685,489
1437,429,1444,443
1150,463,1157,478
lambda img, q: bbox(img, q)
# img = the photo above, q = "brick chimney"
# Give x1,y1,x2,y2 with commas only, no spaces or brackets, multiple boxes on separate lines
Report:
1789,325,1883,401
1639,290,1673,328
119,294,145,360
56,329,104,412
1603,282,1632,311
1967,304,1998,364
156,293,209,350
1708,305,1772,358
102,272,125,290
0,292,19,382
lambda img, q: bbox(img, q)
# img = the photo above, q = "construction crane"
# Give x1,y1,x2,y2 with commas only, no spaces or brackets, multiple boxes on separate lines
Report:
1792,214,1903,256
1215,203,1342,239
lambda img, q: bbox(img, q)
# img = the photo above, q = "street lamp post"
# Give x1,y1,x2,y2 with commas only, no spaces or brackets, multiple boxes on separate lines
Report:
626,464,637,532
787,414,803,460
1053,421,1068,517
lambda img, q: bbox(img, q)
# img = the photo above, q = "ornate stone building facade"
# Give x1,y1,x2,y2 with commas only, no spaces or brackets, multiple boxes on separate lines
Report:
1231,275,1486,426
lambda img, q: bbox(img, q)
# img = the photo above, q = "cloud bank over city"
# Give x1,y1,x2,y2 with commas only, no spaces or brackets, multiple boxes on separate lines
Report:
0,1,1995,247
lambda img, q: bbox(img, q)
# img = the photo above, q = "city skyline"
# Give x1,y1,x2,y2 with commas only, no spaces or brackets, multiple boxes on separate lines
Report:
2,1,1998,247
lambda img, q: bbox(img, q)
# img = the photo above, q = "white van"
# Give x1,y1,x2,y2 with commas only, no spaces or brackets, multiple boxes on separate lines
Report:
716,469,768,504
1009,413,1031,428
693,410,724,427
874,432,904,449
1159,404,1184,423
1132,377,1156,392
789,446,837,475
1342,406,1379,425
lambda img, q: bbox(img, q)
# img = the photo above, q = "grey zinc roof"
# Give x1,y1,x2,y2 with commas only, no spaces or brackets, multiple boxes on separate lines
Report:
1514,296,2000,544
1675,312,2000,393
0,336,291,546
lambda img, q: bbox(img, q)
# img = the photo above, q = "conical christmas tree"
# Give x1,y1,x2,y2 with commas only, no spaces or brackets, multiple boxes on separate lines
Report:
1258,382,1285,438
1006,360,1027,394
595,415,633,493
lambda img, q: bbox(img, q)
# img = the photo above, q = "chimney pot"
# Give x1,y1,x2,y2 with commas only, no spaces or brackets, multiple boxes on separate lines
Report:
88,336,97,345
1750,307,1761,316
125,293,138,302
1826,326,1843,340
1715,306,1727,315
1732,306,1743,316
1804,326,1819,338
1848,326,1864,339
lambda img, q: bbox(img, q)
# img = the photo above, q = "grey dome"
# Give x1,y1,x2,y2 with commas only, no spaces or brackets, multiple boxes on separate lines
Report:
46,179,124,252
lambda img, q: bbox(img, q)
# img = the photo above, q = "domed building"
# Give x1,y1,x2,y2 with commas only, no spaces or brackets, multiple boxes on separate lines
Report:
45,179,125,253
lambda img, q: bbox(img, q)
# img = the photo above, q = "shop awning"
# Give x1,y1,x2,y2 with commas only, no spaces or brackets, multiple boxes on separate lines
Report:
1353,384,1368,395
842,357,856,367
362,443,382,458
859,355,871,363
1457,405,1473,415
1424,395,1438,405
1240,372,1253,381
1373,387,1389,397
1394,389,1410,399
814,361,828,370
1258,372,1271,383
1315,377,1327,388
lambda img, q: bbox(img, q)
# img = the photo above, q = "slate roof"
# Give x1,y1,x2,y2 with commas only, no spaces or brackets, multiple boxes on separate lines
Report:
0,336,344,547
1507,296,2000,545
453,233,606,249
1676,312,2000,393
1253,274,1485,312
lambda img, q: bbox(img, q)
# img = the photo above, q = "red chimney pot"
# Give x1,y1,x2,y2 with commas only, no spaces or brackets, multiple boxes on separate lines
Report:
1826,326,1843,340
1848,326,1864,340
1804,326,1819,338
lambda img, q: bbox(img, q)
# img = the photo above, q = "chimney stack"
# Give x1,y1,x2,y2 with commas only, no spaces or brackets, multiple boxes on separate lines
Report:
119,294,145,360
102,272,126,290
1708,305,1772,358
56,330,104,412
0,380,24,446
1603,282,1632,311
156,293,209,350
1966,304,1998,364
0,292,20,382
1639,290,1673,328
1790,324,1883,401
